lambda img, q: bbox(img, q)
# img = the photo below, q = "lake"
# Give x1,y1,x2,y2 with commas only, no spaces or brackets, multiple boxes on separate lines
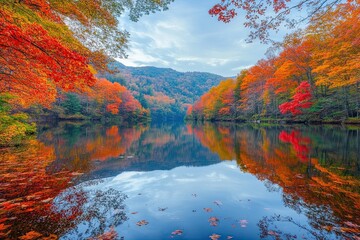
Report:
0,122,359,239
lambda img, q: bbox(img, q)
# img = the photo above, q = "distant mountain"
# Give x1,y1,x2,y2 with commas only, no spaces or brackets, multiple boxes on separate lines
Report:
103,61,226,120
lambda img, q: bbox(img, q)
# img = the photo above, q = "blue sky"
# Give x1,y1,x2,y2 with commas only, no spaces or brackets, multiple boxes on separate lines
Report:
117,0,284,77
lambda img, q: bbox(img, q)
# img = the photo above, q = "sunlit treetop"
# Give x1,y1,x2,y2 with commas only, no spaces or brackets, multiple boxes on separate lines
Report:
209,0,356,43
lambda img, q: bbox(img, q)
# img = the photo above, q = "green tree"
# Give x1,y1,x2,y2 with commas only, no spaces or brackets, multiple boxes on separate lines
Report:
62,93,82,115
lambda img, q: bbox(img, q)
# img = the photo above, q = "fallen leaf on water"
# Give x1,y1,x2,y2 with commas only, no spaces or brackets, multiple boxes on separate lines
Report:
89,227,118,240
1,201,20,210
213,200,222,207
42,234,58,240
340,227,360,233
0,218,8,224
268,230,279,236
136,220,149,226
240,219,248,227
0,223,10,231
41,198,53,203
209,217,219,227
71,172,84,176
209,233,221,240
19,231,42,240
203,208,212,212
322,225,333,231
23,208,35,213
344,221,360,228
171,230,183,235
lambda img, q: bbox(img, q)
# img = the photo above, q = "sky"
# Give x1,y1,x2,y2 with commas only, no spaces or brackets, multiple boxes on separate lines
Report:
116,0,284,77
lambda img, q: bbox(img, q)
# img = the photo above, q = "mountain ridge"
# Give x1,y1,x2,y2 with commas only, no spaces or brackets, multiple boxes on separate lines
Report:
104,61,227,120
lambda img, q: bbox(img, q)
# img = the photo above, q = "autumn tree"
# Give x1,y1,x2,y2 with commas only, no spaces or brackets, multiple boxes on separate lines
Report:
308,2,360,117
241,59,275,116
279,81,313,116
89,78,125,115
62,93,82,115
191,79,236,120
83,78,149,120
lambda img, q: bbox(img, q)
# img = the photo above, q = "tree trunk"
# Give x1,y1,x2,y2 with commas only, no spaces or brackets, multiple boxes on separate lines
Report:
343,86,350,118
357,81,359,118
306,69,317,97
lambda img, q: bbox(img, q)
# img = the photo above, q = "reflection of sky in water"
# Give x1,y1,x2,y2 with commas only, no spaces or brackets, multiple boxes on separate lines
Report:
56,161,336,239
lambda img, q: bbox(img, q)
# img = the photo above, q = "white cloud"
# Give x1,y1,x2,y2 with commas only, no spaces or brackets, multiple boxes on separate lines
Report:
116,0,279,76
231,65,254,72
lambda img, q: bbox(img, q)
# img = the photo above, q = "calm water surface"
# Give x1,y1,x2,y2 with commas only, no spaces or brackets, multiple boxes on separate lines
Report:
0,122,359,239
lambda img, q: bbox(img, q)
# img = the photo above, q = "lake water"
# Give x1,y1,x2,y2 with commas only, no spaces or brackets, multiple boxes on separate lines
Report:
0,122,359,239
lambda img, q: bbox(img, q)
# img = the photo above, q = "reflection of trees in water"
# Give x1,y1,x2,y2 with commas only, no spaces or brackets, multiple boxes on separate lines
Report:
258,214,333,240
0,140,75,239
37,122,148,174
85,123,222,177
191,123,360,239
53,181,128,239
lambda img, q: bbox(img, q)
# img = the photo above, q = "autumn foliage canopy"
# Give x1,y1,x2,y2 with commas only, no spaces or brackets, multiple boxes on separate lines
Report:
190,1,359,121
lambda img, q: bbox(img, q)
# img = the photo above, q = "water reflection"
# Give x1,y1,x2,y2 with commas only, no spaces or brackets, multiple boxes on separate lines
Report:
0,140,74,239
190,122,360,238
58,162,321,239
0,122,359,239
38,122,148,175
37,122,223,181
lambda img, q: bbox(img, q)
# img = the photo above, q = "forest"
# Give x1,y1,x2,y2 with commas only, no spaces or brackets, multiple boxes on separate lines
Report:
187,1,359,123
0,0,172,146
103,62,225,120
1,0,359,147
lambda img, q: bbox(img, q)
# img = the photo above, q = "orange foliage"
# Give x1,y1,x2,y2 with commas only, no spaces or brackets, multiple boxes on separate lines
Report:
192,79,236,119
89,78,124,114
145,92,175,104
310,2,360,88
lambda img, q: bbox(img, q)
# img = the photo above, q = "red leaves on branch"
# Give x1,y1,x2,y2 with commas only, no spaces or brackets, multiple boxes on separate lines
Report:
279,81,313,116
209,4,237,23
0,9,96,107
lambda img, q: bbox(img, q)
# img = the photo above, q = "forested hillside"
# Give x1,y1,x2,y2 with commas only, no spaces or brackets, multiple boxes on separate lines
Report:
104,62,225,120
187,2,360,124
